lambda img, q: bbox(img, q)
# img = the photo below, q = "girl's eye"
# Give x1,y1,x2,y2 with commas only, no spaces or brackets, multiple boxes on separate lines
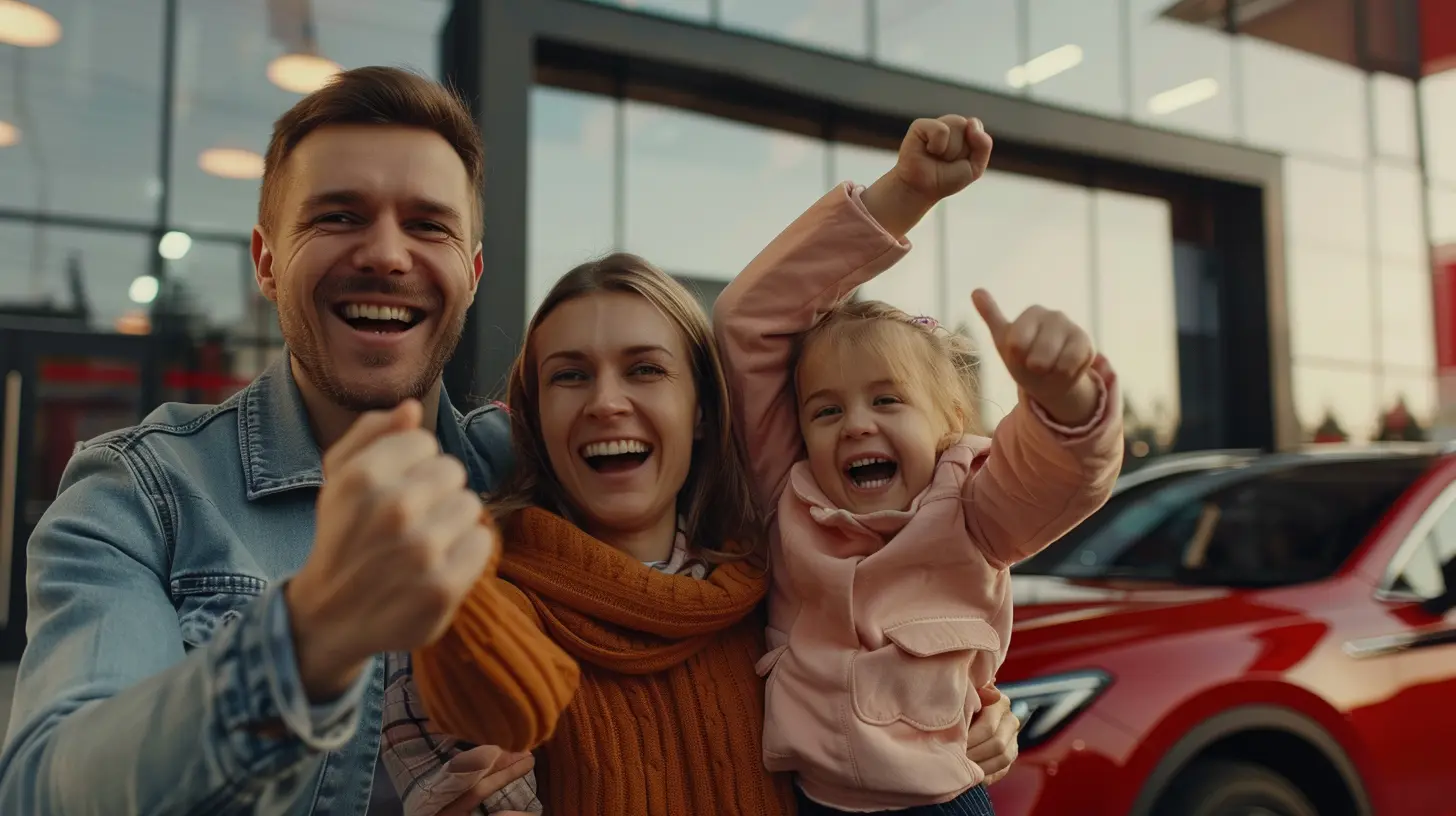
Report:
813,405,842,419
874,395,903,406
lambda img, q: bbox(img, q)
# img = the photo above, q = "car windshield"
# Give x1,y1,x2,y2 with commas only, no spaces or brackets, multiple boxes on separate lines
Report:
1015,455,1436,587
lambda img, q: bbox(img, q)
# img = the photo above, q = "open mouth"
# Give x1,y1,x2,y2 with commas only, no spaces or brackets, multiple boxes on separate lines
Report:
580,439,653,474
845,456,898,489
334,302,425,334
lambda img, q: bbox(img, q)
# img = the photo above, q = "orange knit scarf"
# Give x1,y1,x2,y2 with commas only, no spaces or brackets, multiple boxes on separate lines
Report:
426,507,797,816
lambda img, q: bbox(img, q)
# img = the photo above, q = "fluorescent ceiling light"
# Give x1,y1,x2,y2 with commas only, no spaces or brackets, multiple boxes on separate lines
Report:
0,0,61,48
158,231,192,261
1148,78,1220,115
1006,45,1083,89
128,275,159,305
199,147,265,179
0,120,17,147
267,53,342,94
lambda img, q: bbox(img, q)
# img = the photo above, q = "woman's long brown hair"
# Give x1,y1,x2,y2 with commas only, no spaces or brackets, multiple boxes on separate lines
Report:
487,252,764,560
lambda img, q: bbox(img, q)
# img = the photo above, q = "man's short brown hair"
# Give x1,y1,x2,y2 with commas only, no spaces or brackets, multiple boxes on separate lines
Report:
258,66,484,241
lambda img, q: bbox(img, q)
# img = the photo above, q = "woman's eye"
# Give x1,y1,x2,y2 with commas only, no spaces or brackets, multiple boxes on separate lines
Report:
630,364,666,378
549,370,587,384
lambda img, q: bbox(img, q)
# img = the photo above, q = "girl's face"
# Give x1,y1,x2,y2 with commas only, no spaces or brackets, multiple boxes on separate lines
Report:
532,291,700,545
796,337,951,515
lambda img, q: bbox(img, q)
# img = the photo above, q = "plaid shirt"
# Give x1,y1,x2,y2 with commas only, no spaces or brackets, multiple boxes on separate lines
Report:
380,533,709,815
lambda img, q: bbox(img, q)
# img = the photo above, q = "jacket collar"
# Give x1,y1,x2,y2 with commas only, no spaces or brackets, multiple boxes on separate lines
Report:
238,354,479,500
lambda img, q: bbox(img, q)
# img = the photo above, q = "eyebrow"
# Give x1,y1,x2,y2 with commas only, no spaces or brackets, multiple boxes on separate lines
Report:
540,344,674,367
301,190,464,223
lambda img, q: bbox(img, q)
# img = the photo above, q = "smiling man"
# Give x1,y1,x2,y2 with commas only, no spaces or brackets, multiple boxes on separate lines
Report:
0,68,518,815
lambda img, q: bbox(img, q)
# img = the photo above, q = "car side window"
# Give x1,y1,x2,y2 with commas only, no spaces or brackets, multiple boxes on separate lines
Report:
1389,490,1456,600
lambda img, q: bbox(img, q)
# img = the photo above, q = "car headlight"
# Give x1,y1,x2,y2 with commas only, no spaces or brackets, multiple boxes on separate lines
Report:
999,670,1111,749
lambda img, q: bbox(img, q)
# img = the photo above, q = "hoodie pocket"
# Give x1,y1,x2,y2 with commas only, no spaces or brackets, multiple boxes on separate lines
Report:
850,617,1001,731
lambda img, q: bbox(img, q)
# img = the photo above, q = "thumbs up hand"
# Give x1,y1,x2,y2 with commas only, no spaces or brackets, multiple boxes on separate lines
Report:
973,289,1101,427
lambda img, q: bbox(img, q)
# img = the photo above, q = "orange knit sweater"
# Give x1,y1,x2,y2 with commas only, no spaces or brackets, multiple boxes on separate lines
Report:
415,507,796,816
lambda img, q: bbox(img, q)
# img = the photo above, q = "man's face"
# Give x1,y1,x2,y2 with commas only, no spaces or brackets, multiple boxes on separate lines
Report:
251,125,482,411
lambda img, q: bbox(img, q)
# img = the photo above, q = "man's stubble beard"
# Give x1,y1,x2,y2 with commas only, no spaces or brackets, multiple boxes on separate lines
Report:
279,298,469,413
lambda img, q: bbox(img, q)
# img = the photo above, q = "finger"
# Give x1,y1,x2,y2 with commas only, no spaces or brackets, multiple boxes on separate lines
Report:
1002,310,1042,367
322,399,422,476
405,489,485,568
1053,330,1096,380
971,289,1011,343
389,454,472,530
345,427,442,490
1023,319,1070,374
914,117,952,158
935,114,968,160
444,524,498,585
437,752,536,816
967,118,993,180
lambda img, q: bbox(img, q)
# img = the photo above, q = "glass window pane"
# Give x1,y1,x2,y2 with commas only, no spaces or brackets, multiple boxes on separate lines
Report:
1027,0,1127,118
528,87,618,317
1094,190,1180,459
0,223,152,333
161,238,251,337
874,0,1022,93
1293,363,1377,443
1429,183,1456,248
943,172,1092,430
168,0,451,234
1379,260,1435,373
584,0,711,22
1374,162,1426,264
1128,0,1236,140
0,0,164,222
720,0,868,58
1284,158,1370,256
829,143,943,322
1287,248,1376,366
1422,71,1456,185
1372,73,1419,162
1239,38,1368,163
623,100,827,282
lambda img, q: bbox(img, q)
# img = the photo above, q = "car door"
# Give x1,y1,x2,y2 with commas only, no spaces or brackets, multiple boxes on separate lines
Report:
1349,482,1456,815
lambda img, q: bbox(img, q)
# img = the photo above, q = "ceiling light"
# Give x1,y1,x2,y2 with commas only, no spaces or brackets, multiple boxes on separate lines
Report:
199,147,264,179
128,275,159,305
267,53,342,94
1148,78,1220,116
1006,44,1084,90
158,231,192,261
0,120,18,147
0,0,60,48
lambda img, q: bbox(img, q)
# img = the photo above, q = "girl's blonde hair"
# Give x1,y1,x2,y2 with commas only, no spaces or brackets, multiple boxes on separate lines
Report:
488,252,763,561
792,299,984,442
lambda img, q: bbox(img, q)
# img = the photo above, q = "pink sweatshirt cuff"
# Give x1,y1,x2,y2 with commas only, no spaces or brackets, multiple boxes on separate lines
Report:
1024,355,1118,440
845,182,913,252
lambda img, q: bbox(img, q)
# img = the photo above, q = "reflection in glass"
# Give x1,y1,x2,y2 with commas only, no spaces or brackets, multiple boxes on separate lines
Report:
168,0,450,234
829,143,943,321
1127,0,1235,139
585,0,710,21
1094,190,1180,460
1027,0,1126,118
1377,372,1435,442
1294,363,1376,443
1239,37,1367,162
720,0,867,57
874,0,1021,93
623,100,827,282
0,223,152,333
30,355,142,523
528,87,618,317
0,0,164,221
943,172,1093,430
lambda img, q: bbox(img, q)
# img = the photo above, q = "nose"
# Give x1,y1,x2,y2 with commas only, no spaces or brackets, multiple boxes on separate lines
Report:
352,219,413,275
585,373,632,419
841,404,876,438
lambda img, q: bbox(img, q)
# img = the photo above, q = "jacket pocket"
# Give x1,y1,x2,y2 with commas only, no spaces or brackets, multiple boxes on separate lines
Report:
850,617,1001,731
173,574,267,650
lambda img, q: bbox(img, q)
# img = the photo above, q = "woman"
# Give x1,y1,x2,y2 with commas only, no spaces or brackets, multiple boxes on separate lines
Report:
381,253,1021,814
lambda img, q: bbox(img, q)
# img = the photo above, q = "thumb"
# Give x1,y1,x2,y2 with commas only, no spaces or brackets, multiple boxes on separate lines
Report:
321,399,424,476
972,289,1010,344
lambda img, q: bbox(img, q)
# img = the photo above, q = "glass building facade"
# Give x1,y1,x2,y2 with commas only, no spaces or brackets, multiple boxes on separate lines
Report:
0,0,1448,540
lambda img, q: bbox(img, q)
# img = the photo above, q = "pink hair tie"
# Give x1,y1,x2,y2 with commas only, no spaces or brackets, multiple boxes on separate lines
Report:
909,315,939,329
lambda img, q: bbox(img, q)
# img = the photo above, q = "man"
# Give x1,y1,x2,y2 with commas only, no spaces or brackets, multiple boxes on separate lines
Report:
0,67,516,814
0,67,1019,814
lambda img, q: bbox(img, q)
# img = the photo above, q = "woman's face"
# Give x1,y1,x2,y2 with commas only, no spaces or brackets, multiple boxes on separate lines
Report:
533,291,700,544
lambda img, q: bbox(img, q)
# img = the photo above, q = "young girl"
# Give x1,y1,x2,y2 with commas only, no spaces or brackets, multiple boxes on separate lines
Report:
713,116,1124,814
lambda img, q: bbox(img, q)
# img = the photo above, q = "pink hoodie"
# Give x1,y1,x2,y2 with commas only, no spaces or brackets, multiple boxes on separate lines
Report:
714,183,1124,811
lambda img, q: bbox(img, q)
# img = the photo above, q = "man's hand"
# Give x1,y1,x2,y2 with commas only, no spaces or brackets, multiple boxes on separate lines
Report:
287,400,497,701
967,685,1020,786
861,114,993,238
437,746,538,816
973,289,1100,428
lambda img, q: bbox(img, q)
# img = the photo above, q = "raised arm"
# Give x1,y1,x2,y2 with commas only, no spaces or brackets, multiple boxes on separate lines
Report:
961,292,1124,567
0,444,371,814
715,114,993,508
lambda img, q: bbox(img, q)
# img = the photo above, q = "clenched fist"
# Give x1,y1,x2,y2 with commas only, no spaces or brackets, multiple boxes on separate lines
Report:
286,400,498,701
972,289,1101,428
861,114,993,239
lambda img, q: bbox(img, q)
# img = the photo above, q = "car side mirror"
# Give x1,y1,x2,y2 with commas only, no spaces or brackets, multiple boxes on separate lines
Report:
1418,557,1456,617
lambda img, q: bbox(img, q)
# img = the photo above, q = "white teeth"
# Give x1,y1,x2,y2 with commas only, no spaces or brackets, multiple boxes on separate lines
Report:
581,439,651,458
847,456,894,469
341,303,416,323
855,477,893,489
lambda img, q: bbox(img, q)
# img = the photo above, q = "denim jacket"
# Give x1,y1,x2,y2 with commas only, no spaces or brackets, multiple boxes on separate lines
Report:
0,358,512,815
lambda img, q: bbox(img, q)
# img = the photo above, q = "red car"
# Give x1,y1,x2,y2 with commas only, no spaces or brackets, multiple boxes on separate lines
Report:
989,446,1456,816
